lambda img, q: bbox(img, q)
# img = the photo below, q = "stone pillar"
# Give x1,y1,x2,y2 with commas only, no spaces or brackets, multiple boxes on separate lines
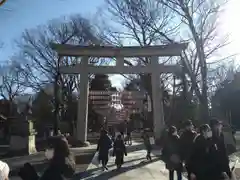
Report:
9,119,37,155
76,57,89,143
150,56,165,140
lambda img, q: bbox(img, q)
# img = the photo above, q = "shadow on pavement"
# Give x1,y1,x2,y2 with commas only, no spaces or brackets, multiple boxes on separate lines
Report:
73,156,147,179
74,157,160,180
79,157,161,180
9,151,95,177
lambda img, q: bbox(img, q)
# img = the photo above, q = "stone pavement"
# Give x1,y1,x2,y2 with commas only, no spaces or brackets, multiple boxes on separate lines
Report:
81,142,188,180
8,144,97,180
7,140,240,180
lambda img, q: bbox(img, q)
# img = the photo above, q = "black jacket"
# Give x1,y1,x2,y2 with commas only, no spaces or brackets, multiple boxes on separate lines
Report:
97,134,112,160
40,156,75,180
212,133,231,178
188,135,217,180
162,134,182,170
189,134,231,180
113,139,127,156
179,130,197,162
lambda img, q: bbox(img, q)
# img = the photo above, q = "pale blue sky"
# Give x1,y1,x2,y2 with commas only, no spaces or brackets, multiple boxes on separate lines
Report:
0,0,104,61
1,0,239,60
0,0,125,87
0,0,239,89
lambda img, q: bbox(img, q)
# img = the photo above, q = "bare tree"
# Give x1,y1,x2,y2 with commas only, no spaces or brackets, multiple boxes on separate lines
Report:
156,0,230,120
16,15,108,134
208,60,236,98
101,0,181,120
101,0,232,122
17,15,103,91
0,60,26,115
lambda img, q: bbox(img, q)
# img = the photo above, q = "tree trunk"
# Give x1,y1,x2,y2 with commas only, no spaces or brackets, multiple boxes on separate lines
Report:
185,9,209,122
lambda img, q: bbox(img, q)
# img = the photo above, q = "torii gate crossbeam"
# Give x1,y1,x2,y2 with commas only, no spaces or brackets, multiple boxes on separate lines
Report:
51,43,187,143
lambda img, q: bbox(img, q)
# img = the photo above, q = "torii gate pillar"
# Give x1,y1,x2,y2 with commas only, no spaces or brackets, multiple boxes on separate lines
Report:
76,59,89,143
151,56,164,139
51,43,187,144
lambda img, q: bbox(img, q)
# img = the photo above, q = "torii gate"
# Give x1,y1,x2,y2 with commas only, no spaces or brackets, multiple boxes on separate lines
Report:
51,43,187,143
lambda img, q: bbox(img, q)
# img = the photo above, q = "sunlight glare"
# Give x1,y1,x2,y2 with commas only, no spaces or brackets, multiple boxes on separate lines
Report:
221,0,240,57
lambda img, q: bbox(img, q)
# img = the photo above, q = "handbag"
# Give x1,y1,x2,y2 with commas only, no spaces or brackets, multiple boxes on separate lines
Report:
230,160,238,180
18,163,39,180
170,154,181,164
149,137,155,145
231,171,237,180
92,152,100,167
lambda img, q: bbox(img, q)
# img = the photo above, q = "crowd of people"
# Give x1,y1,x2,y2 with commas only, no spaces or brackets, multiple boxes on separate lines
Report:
96,128,153,171
0,117,233,180
162,118,233,180
96,118,234,180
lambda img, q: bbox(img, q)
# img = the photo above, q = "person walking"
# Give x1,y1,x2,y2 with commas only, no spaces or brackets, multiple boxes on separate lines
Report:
113,134,127,170
209,118,232,179
179,120,197,179
126,128,132,145
162,126,182,180
97,129,112,171
120,131,124,141
142,130,152,161
110,127,116,142
188,124,217,180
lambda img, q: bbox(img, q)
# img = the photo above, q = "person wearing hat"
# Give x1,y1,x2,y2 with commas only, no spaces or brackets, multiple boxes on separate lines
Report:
179,120,197,179
209,118,231,179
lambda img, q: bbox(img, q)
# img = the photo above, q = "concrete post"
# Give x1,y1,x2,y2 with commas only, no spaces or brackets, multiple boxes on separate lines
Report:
76,57,89,143
150,56,165,140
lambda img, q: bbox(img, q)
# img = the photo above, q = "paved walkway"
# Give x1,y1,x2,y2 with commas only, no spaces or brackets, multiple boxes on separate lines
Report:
8,144,97,180
82,142,187,180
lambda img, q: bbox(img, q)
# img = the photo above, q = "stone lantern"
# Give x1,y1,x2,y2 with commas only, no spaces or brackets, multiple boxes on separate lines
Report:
9,95,37,155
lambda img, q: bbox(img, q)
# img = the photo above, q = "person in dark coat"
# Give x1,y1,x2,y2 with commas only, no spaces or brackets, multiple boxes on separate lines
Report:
188,124,218,180
159,127,169,148
162,126,182,180
113,134,127,169
210,118,231,179
19,136,75,180
126,128,132,145
141,130,152,161
97,129,112,171
111,127,116,142
179,120,197,179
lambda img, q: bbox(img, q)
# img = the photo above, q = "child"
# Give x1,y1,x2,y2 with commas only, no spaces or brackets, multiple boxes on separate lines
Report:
113,134,127,169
